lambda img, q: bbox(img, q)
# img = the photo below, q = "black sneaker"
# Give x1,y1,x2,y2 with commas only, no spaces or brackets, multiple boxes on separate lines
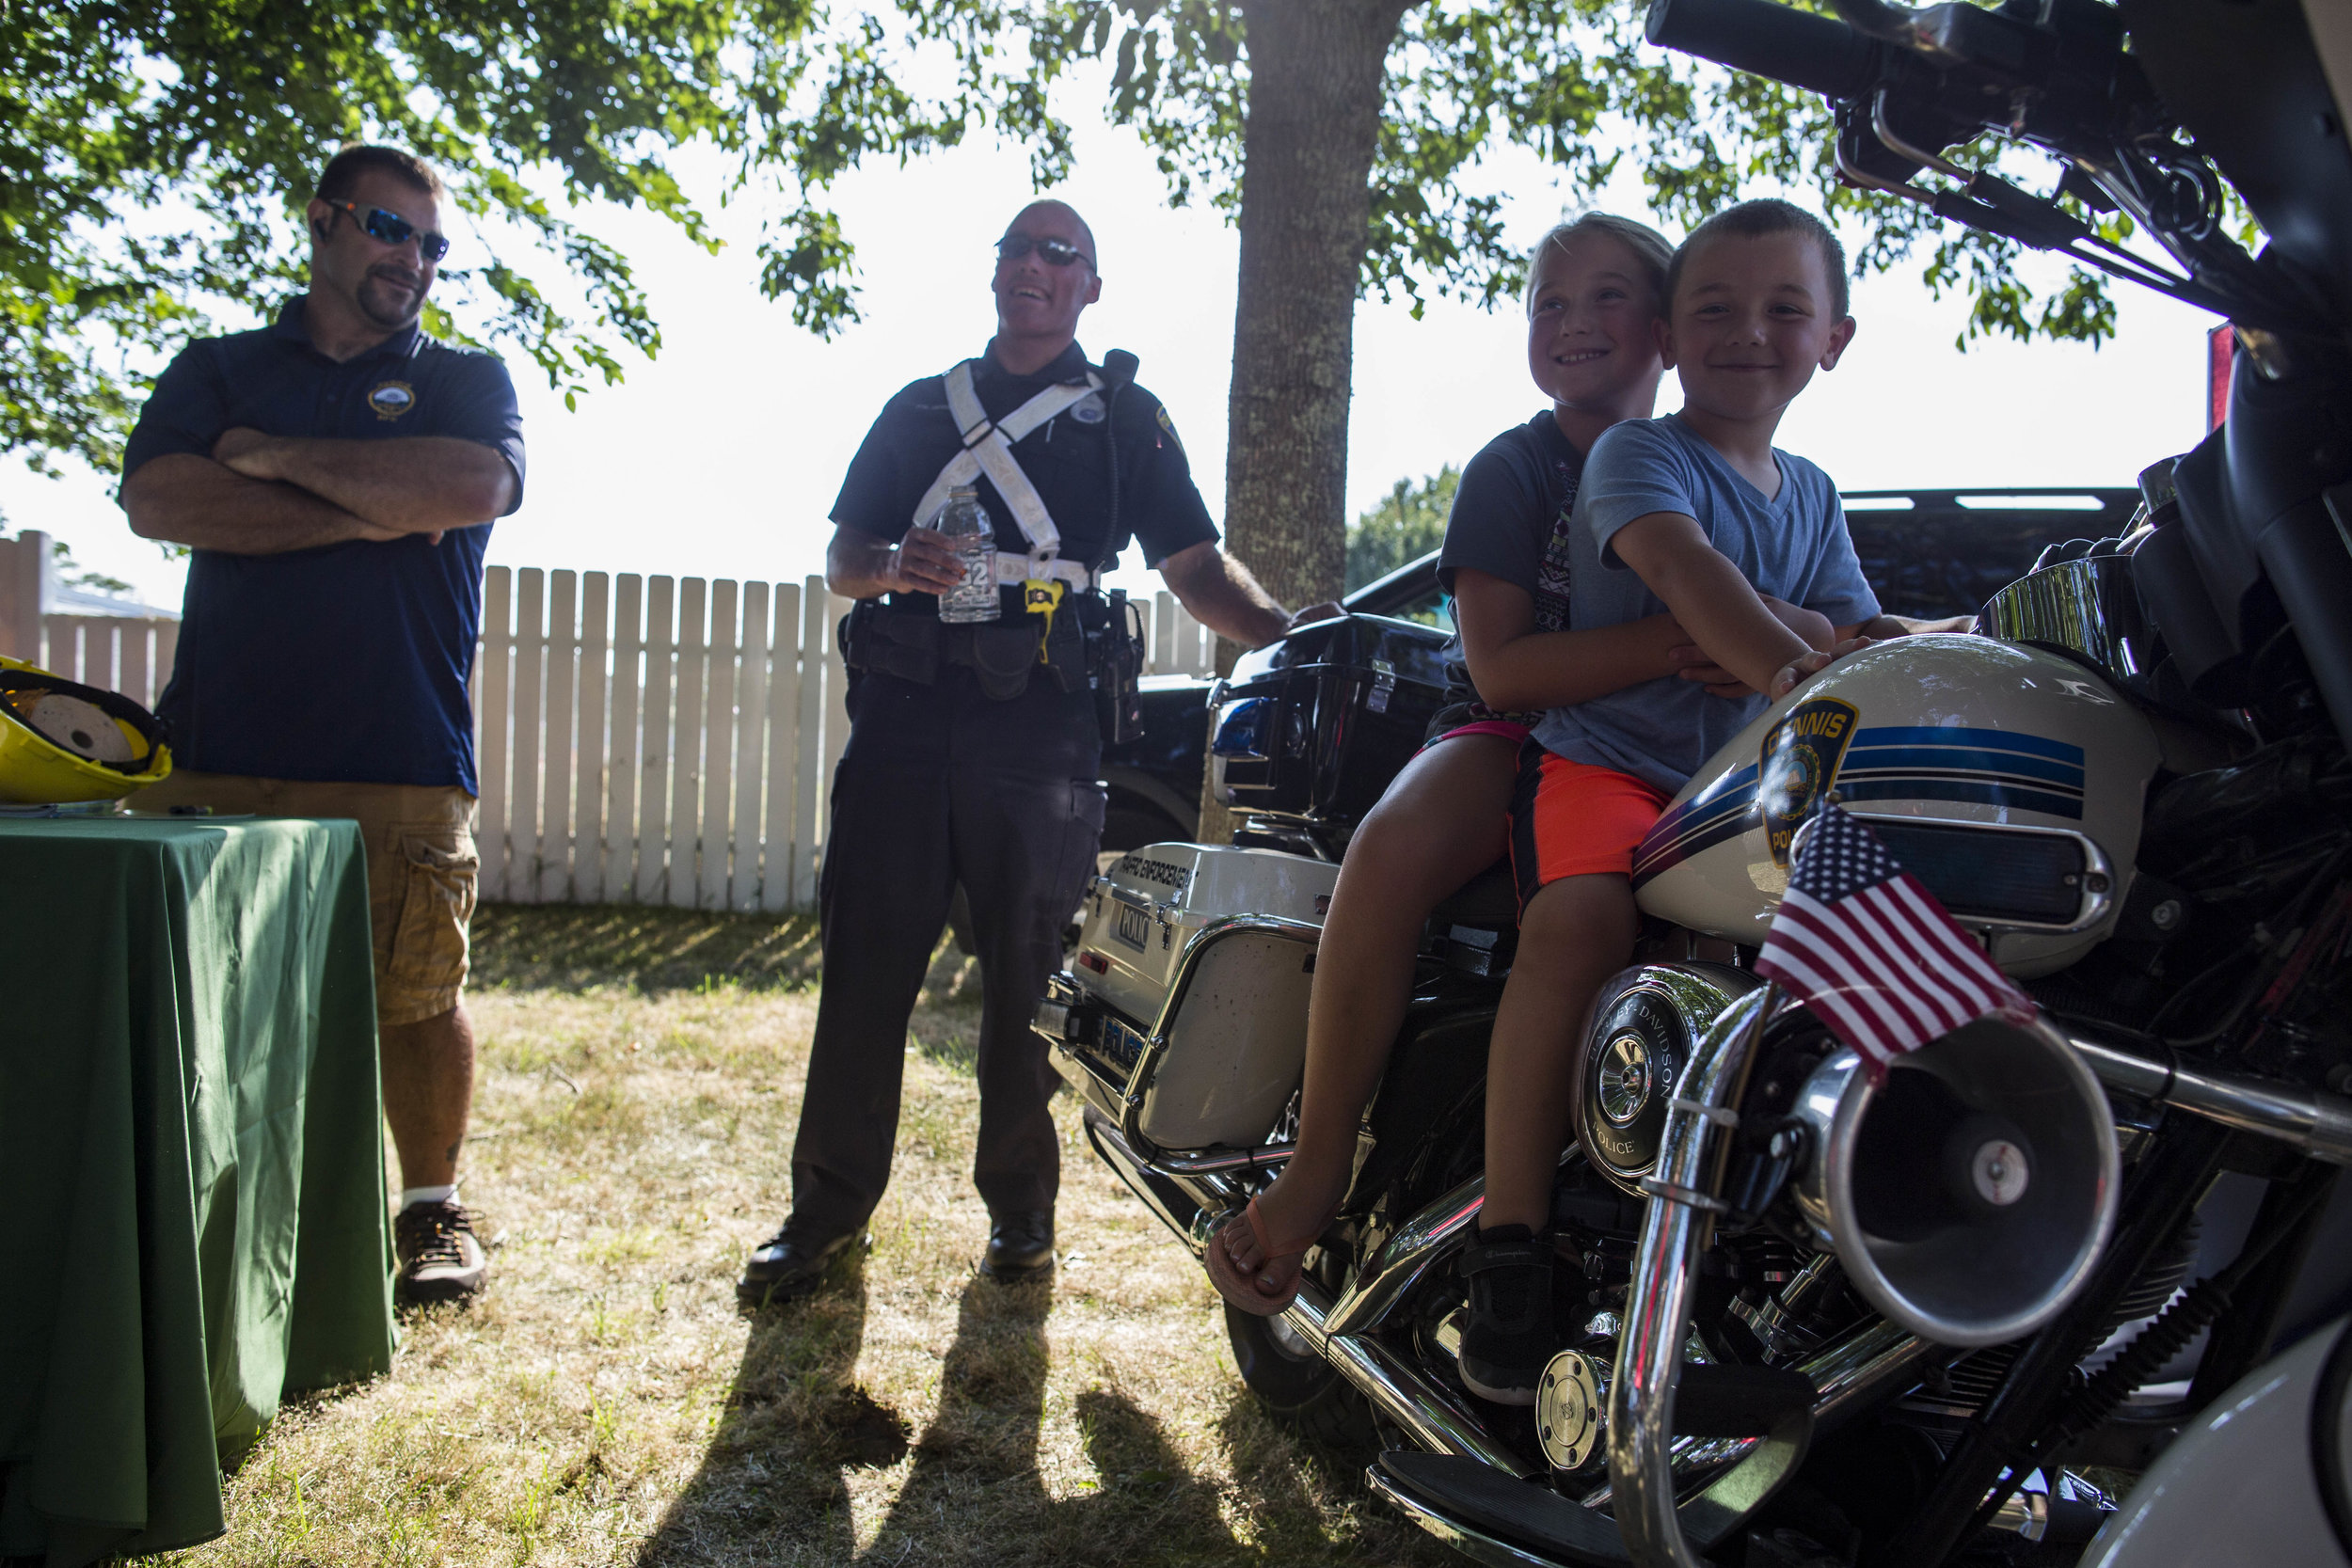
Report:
394,1200,488,1308
1456,1226,1554,1406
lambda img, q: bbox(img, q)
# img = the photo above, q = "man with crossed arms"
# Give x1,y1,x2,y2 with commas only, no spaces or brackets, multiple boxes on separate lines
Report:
121,144,521,1308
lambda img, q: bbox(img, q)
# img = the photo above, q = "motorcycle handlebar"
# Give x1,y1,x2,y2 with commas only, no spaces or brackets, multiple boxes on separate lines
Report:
1643,0,1882,102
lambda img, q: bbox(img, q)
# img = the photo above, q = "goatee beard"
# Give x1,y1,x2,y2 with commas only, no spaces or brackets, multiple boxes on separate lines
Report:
358,277,422,330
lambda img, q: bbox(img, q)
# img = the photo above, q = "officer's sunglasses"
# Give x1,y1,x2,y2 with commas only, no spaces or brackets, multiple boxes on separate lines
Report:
326,199,452,262
996,232,1091,270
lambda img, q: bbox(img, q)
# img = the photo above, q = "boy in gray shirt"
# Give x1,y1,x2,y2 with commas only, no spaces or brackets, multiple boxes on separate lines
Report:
1530,417,1878,792
1457,199,1892,1403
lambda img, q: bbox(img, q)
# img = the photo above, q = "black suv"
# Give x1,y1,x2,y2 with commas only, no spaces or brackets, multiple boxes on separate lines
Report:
1096,486,2139,851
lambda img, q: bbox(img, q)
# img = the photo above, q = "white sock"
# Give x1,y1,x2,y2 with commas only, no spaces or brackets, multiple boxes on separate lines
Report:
400,1183,457,1212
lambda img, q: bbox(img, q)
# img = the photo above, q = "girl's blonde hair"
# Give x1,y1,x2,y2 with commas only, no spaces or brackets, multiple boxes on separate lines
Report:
1522,212,1675,318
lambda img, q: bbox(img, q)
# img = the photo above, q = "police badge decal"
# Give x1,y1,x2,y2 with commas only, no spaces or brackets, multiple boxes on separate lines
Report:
1758,696,1859,867
369,380,417,421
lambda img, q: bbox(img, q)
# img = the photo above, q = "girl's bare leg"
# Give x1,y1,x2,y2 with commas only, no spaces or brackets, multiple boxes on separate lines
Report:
1217,734,1518,1298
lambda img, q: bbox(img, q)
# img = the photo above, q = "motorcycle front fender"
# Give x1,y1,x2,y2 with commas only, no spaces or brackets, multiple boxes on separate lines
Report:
2084,1314,2352,1566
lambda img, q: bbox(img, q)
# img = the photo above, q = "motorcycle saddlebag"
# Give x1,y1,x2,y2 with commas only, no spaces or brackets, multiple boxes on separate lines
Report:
1055,842,1338,1150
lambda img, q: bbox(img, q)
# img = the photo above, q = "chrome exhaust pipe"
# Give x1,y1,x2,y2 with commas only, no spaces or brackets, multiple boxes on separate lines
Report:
1324,1172,1485,1337
1084,1107,1531,1476
1285,1279,1535,1477
1082,1109,1220,1254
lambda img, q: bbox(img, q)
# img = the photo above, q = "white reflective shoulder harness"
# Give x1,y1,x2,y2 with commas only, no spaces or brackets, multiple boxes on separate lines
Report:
912,359,1104,591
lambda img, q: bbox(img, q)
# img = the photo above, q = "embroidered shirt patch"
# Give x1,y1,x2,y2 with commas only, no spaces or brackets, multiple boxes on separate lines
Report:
368,381,416,421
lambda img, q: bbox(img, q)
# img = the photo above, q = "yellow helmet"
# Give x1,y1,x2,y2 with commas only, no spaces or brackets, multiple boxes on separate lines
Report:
0,656,173,804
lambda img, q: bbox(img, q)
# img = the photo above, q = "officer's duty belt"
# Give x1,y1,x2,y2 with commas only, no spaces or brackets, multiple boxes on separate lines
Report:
843,599,1096,701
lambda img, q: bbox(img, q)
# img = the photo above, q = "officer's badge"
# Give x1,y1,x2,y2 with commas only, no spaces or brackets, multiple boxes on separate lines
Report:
1155,402,1184,454
1757,695,1859,867
368,381,416,421
1071,392,1106,424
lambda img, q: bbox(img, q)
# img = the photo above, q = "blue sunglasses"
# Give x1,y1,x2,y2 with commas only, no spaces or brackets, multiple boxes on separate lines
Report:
326,200,451,262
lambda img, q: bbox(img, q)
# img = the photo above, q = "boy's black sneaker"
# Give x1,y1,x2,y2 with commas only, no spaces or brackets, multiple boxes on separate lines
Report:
1456,1226,1554,1406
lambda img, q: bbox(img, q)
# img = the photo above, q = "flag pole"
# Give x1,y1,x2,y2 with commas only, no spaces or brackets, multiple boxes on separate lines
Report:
1693,978,1781,1250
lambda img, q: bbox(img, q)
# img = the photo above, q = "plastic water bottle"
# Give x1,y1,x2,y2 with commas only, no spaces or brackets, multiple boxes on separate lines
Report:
930,486,1000,624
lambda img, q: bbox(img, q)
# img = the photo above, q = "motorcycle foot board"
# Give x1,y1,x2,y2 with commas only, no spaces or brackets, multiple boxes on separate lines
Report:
1374,1451,1631,1566
1367,1469,1588,1568
1372,1409,1814,1567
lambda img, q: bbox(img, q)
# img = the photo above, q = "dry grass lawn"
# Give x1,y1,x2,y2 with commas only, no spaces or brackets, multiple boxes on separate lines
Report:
151,905,1451,1567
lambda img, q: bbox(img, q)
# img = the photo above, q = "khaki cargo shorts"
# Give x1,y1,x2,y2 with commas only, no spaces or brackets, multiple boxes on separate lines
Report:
132,770,480,1027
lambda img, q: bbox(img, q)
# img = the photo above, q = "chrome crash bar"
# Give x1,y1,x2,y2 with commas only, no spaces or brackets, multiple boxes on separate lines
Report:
2066,1026,2352,1166
1608,985,1778,1568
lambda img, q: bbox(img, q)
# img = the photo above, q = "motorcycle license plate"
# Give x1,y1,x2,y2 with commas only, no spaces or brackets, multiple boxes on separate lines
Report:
1115,902,1152,951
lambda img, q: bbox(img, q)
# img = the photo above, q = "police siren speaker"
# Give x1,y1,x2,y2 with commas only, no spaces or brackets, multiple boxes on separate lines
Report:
1788,1015,2121,1347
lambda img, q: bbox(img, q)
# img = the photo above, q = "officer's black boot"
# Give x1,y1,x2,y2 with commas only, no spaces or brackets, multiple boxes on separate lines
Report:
737,1227,869,1309
981,1210,1055,1281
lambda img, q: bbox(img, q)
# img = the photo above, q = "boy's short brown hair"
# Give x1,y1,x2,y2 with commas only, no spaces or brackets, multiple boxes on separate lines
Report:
1666,198,1849,319
1524,213,1675,318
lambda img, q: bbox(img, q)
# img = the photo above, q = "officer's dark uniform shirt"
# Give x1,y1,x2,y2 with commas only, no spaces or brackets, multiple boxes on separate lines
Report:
121,299,525,795
830,341,1217,613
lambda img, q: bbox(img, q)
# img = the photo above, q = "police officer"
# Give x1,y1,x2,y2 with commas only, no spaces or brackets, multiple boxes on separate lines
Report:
120,145,521,1308
739,199,1324,1302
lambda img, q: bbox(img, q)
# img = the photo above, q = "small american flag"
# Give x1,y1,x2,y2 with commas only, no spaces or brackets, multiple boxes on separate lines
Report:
1756,803,2036,1071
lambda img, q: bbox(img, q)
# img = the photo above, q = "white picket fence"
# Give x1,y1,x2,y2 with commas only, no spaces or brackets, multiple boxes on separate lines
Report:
2,531,182,707
1,531,1216,914
19,613,181,710
472,566,1213,911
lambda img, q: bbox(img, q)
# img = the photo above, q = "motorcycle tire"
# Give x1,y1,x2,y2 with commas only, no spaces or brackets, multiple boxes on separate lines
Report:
1224,1303,1378,1451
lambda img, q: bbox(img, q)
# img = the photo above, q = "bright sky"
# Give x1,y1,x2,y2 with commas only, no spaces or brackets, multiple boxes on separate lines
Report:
1,83,2217,614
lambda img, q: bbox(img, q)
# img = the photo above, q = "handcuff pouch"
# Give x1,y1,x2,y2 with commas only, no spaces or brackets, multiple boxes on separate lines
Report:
965,624,1042,701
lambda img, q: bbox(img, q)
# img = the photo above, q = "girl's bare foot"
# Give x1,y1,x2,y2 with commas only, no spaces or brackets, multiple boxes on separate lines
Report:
1207,1160,1349,1311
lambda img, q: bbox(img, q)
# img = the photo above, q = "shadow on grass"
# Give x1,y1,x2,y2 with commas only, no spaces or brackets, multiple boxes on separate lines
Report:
634,1260,881,1565
641,1268,1416,1567
469,903,823,996
639,1273,1261,1567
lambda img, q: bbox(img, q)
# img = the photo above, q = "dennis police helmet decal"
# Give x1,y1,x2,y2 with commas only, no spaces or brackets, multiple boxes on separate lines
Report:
1758,695,1859,867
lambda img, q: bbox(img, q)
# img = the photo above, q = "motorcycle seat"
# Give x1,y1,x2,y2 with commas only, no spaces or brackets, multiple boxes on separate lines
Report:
1427,859,1517,931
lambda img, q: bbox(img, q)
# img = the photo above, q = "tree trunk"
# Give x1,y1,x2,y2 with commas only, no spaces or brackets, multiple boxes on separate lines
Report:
1200,0,1411,845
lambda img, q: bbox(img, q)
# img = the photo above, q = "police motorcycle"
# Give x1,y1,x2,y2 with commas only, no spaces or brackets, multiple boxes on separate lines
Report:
1033,0,2352,1560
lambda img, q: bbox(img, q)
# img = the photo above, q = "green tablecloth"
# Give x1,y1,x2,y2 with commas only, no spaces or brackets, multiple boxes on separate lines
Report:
0,816,394,1564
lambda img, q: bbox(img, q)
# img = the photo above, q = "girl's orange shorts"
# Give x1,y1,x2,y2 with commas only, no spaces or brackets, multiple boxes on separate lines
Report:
1506,745,1670,914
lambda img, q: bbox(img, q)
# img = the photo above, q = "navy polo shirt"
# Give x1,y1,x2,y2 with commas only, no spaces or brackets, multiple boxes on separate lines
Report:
122,298,525,794
831,341,1218,613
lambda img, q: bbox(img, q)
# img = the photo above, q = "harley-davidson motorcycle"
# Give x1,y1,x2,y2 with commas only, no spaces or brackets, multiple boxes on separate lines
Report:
1033,1,2352,1562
